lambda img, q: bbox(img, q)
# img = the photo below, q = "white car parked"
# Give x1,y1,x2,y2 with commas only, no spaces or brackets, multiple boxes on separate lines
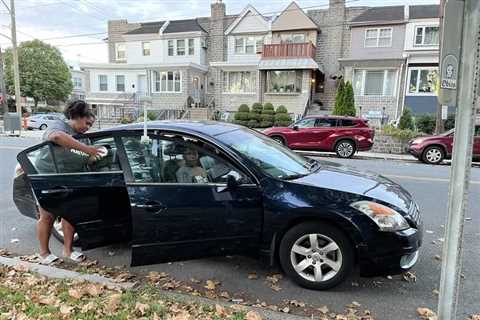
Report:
26,114,65,130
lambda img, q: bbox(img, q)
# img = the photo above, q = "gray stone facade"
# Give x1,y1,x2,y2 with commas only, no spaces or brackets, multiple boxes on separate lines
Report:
107,20,140,63
371,133,410,154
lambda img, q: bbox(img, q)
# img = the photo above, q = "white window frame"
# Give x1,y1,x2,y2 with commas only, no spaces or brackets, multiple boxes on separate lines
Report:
364,28,393,48
353,69,397,96
188,39,195,55
72,77,82,89
152,71,182,93
406,67,438,96
115,75,125,92
176,39,185,56
115,43,126,61
142,42,151,56
168,40,174,56
234,36,264,55
222,71,257,94
414,25,440,46
98,75,108,92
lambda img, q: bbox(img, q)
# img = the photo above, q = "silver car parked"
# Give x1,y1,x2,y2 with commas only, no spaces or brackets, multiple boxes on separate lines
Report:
27,114,65,130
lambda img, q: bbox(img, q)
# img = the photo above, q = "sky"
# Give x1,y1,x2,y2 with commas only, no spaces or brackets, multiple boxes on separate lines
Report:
0,0,439,65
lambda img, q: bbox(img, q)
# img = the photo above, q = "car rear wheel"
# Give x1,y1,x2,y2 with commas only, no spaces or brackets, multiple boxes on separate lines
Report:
279,222,354,290
52,217,80,246
335,140,356,158
271,136,286,145
39,124,47,130
422,146,444,165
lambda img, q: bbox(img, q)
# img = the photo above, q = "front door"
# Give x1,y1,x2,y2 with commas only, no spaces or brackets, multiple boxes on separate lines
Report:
137,75,146,95
192,77,200,105
288,118,318,149
17,134,131,250
120,133,262,266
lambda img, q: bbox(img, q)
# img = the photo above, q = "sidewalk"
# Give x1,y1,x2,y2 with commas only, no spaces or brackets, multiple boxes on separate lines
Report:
296,150,417,162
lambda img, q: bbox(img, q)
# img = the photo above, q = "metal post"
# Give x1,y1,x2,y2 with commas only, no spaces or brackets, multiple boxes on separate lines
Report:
437,0,479,319
9,0,22,135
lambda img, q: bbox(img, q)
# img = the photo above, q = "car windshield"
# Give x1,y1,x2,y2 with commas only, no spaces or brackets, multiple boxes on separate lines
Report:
216,128,318,179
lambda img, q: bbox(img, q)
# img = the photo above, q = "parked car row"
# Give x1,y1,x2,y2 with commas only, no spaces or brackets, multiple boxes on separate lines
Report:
13,121,422,290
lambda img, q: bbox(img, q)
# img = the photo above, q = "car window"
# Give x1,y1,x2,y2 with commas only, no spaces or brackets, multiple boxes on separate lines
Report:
294,118,316,128
316,118,337,127
475,126,480,136
122,135,250,184
338,119,356,127
24,136,121,174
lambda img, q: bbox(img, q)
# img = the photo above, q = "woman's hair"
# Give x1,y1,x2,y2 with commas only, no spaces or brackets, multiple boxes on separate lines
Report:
64,100,95,120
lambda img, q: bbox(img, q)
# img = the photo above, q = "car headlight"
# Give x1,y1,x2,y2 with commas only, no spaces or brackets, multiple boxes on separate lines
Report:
351,201,409,232
410,138,424,145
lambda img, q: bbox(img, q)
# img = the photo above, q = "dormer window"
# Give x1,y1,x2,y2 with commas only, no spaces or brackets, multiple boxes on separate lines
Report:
115,43,126,61
414,26,439,46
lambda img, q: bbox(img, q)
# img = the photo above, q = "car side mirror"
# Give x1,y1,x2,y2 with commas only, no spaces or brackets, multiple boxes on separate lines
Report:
292,125,299,131
227,174,240,189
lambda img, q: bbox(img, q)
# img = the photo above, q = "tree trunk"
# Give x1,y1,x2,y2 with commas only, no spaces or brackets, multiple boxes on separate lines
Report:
33,98,38,114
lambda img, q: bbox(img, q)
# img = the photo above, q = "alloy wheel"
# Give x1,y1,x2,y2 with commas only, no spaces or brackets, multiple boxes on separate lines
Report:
425,148,442,163
336,142,354,158
290,233,343,283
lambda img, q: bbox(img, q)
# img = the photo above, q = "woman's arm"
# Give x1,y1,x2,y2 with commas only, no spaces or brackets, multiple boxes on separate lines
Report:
48,131,100,157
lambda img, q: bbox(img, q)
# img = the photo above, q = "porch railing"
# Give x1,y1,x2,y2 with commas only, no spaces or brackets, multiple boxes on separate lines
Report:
262,42,316,59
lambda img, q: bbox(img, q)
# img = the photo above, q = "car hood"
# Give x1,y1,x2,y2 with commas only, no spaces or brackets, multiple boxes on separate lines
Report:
292,161,413,213
263,127,292,134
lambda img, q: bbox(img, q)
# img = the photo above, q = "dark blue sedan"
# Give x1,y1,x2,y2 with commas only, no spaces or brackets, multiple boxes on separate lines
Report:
13,121,422,290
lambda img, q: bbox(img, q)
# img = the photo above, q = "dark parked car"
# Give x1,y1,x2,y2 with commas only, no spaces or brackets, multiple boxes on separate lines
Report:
13,121,422,290
263,116,375,158
408,125,480,165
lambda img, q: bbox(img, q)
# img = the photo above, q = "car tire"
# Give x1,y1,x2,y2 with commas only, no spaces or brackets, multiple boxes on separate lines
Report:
52,217,80,246
422,145,444,165
39,124,47,130
279,222,354,290
335,140,356,158
271,136,286,145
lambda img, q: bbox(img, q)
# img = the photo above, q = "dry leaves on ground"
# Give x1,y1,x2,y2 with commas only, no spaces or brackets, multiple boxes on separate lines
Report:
417,307,438,320
469,315,480,320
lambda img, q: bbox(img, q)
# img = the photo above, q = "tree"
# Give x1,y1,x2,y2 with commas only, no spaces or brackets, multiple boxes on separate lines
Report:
332,80,345,115
342,81,356,116
399,107,415,131
4,40,73,110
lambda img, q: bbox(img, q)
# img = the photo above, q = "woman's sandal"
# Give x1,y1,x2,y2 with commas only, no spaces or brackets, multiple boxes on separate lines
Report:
64,251,86,263
38,253,59,265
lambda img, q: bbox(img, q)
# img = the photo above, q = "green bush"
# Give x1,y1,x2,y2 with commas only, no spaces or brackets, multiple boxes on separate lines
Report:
248,112,260,121
259,121,273,128
248,120,259,128
415,114,436,134
234,120,248,126
238,104,250,113
234,112,249,121
263,102,274,111
274,112,293,126
332,80,345,116
276,105,288,114
382,125,423,141
399,108,415,131
120,116,134,124
259,114,274,122
276,120,293,127
147,111,157,121
342,82,356,116
251,102,263,113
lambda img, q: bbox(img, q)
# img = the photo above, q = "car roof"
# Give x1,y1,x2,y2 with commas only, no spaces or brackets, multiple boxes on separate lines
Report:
303,115,364,120
100,120,243,137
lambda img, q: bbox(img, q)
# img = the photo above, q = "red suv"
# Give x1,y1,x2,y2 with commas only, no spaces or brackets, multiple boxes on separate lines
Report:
263,116,374,158
408,125,480,164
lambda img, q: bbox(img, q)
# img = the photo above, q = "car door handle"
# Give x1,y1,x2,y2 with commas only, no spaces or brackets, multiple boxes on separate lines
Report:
41,187,73,194
133,201,167,214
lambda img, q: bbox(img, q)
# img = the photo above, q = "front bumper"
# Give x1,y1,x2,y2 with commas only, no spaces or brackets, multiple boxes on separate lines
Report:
408,144,423,158
358,226,423,277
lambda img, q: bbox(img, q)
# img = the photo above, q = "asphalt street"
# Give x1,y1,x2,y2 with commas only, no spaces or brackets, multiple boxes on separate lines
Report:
0,136,479,319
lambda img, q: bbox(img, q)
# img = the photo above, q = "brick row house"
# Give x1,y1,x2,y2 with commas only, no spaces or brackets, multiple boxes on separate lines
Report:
81,0,443,123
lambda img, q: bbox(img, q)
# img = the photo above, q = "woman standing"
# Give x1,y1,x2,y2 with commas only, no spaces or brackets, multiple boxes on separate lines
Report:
37,100,102,264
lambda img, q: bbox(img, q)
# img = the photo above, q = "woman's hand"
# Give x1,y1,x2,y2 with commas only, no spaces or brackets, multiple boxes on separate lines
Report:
86,146,103,158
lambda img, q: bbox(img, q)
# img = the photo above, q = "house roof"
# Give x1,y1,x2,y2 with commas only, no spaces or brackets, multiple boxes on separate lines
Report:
350,6,405,25
409,5,440,19
225,5,269,35
124,18,206,35
124,21,165,34
271,2,318,31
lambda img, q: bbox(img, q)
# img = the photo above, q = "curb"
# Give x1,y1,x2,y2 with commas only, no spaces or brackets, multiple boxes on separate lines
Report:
0,256,309,320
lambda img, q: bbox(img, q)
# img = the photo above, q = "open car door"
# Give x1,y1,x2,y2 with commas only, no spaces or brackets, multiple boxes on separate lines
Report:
17,134,131,250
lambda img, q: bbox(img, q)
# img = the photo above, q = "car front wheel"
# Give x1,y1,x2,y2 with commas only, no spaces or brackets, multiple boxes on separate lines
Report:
422,146,444,164
335,140,356,158
39,124,47,130
270,136,286,145
279,222,354,290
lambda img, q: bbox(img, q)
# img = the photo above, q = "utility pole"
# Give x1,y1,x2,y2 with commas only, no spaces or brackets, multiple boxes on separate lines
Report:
9,0,22,134
437,0,479,319
0,45,8,115
435,0,445,134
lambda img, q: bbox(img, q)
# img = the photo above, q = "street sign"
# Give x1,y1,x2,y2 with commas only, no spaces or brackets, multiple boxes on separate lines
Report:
438,0,465,106
441,105,448,120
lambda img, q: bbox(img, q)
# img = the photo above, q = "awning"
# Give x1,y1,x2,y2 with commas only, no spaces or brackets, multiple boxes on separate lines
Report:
258,58,320,71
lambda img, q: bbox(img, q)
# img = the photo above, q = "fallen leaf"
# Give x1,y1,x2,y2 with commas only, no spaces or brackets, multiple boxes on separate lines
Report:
402,271,417,282
289,300,306,307
336,315,348,320
246,310,262,320
189,277,201,284
281,307,290,313
469,315,480,320
248,273,258,280
219,291,230,299
205,280,218,290
318,306,329,314
135,302,150,316
106,293,122,312
270,284,282,292
68,288,85,299
38,295,57,305
347,301,361,308
147,271,169,282
59,304,74,315
386,275,393,280
80,302,96,313
434,255,442,261
85,283,104,296
417,307,437,319
215,304,229,317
